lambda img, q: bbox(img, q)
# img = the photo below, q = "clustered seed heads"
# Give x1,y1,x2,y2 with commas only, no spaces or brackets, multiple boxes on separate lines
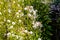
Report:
0,1,43,40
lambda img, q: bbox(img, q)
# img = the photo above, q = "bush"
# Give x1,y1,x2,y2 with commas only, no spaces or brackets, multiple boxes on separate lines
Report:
0,0,52,40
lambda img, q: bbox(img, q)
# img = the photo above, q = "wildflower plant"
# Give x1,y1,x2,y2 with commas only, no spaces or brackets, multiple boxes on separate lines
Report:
0,0,43,40
31,0,52,40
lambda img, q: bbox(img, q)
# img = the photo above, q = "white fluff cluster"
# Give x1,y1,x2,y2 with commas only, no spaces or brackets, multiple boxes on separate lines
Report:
7,32,20,39
8,9,11,13
7,20,11,23
24,30,33,34
38,38,41,40
0,12,2,15
24,6,43,29
24,6,37,20
9,25,13,29
33,21,43,29
12,22,16,25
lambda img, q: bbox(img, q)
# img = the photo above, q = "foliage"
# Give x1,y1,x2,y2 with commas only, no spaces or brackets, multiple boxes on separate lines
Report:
30,0,52,40
0,0,52,40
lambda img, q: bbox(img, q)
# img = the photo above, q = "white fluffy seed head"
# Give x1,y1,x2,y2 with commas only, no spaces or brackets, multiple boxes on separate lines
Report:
12,34,15,37
30,6,33,9
12,22,15,25
38,38,41,40
24,7,28,10
19,19,22,23
18,10,21,12
16,12,19,14
20,13,24,17
9,25,13,29
32,25,37,28
36,22,40,26
33,10,36,15
28,13,32,17
15,35,19,39
29,31,33,34
7,32,11,36
13,1,15,4
29,9,34,13
7,20,11,23
24,30,28,33
33,22,43,28
8,9,11,13
17,4,20,7
0,12,2,15
17,15,19,18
